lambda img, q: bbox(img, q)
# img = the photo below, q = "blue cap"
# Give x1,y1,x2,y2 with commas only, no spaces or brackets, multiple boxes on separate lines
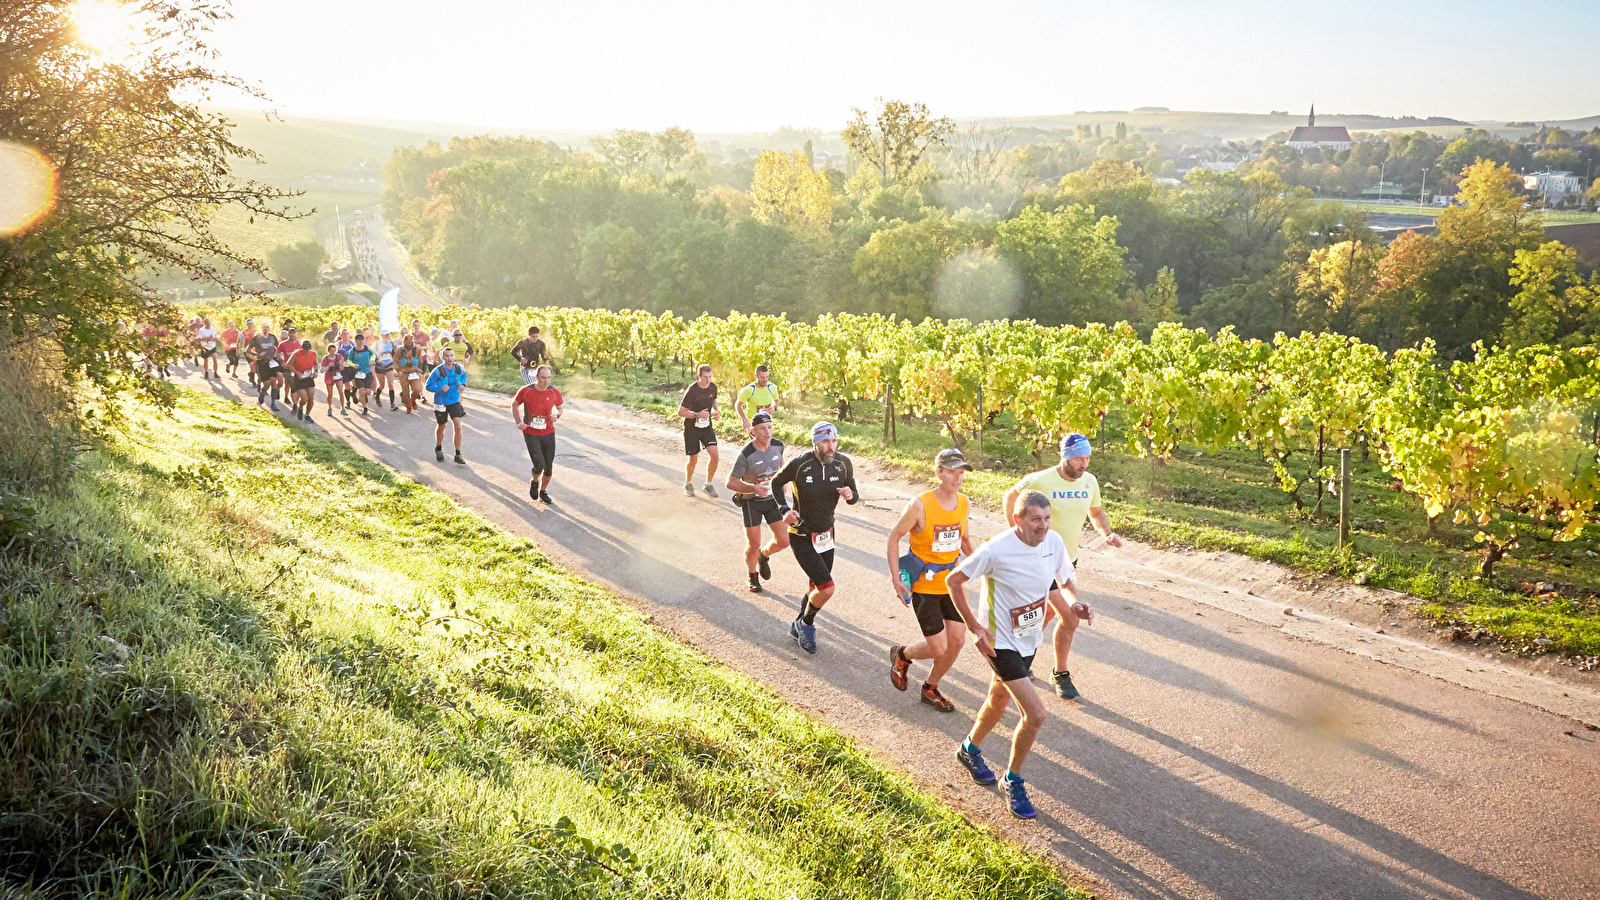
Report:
1060,432,1092,461
811,421,838,444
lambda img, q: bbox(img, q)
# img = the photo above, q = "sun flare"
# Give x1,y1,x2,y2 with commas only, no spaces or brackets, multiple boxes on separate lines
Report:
72,0,135,56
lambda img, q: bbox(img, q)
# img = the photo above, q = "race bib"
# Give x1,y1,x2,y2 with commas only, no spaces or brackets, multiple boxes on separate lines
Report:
528,416,547,430
695,413,710,428
407,372,420,381
932,527,961,554
1010,598,1047,639
267,360,280,369
811,530,834,553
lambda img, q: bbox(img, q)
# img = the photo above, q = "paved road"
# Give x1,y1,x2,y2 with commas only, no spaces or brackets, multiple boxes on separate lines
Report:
185,372,1600,900
355,212,441,309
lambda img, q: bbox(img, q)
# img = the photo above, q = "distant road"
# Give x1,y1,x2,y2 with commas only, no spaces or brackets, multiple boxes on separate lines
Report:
354,211,442,309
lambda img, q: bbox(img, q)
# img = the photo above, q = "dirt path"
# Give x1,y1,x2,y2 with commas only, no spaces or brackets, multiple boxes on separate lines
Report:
187,373,1600,900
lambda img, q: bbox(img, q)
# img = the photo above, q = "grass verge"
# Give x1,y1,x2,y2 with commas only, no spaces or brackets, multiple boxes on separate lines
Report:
467,355,1600,666
0,389,1085,899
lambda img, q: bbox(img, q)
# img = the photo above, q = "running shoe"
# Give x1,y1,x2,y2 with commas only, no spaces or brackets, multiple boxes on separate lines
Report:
790,619,817,655
1051,669,1080,701
757,552,771,581
683,482,694,496
955,742,996,785
454,451,465,465
539,490,552,506
529,480,539,501
341,408,349,417
704,483,718,498
920,683,955,713
1003,774,1037,819
889,644,910,691
435,447,445,462
748,574,763,594
270,400,279,412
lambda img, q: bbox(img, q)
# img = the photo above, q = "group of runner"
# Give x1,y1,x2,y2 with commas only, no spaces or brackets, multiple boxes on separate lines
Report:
679,365,1121,822
166,315,1116,820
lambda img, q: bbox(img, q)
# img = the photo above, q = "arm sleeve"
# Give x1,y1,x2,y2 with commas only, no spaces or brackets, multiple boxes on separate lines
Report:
729,448,750,482
510,341,525,363
680,386,697,409
954,541,992,581
843,458,860,504
770,455,800,509
425,368,442,392
1090,477,1102,507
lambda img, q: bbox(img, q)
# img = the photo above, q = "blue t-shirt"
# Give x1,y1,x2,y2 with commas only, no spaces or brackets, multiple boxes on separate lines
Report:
348,347,375,374
426,363,467,405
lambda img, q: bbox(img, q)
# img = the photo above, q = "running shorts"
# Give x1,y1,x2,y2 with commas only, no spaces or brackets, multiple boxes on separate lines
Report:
255,360,279,381
788,529,835,590
912,590,961,637
740,496,783,528
984,648,1035,683
683,422,717,455
352,371,372,388
375,363,394,374
198,346,214,359
341,365,358,384
523,430,556,478
292,374,316,392
434,402,466,424
225,348,239,366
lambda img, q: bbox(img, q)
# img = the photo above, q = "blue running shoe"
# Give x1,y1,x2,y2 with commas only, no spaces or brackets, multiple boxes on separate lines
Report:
790,619,817,655
955,743,997,785
1003,774,1037,819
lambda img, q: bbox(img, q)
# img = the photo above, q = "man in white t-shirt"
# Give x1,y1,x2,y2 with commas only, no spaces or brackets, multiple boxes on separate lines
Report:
194,317,220,380
947,490,1093,820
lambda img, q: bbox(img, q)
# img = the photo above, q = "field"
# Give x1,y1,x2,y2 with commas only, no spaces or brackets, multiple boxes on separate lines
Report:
1332,200,1600,225
0,389,1085,899
466,354,1600,665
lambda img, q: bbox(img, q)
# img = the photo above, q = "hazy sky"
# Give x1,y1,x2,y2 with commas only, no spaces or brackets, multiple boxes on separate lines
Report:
206,0,1600,132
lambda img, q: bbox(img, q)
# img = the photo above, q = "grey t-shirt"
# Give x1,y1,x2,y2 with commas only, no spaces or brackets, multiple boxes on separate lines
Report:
730,437,785,500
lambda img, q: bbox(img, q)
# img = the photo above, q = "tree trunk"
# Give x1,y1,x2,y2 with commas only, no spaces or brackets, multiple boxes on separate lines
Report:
837,398,850,422
1480,539,1506,580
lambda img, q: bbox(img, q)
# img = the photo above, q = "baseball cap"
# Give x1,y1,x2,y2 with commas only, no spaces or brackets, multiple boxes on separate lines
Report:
811,421,838,444
751,411,773,426
1060,432,1092,461
936,448,974,471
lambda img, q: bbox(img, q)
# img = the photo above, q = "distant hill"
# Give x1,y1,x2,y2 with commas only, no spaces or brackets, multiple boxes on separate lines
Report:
964,109,1473,142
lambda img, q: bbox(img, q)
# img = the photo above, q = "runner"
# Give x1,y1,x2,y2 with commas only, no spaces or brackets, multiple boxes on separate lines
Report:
441,327,474,364
395,333,425,414
511,326,548,385
320,342,348,417
679,364,720,497
1001,432,1122,700
221,320,241,378
240,319,259,385
248,326,282,411
194,316,220,380
322,321,340,347
735,364,781,433
335,328,357,406
426,346,468,464
886,448,977,713
724,412,789,593
286,339,319,422
374,331,397,411
510,364,564,504
770,421,859,655
347,333,377,415
947,490,1091,819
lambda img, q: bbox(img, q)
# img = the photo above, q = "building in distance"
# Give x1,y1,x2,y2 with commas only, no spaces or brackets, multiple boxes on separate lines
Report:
303,161,382,194
1286,106,1354,152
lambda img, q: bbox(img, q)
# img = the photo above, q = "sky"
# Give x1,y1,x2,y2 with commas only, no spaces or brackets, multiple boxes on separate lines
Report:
203,0,1600,133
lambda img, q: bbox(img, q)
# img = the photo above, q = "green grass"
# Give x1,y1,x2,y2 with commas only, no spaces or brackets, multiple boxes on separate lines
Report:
1327,200,1600,225
0,390,1085,899
468,355,1600,664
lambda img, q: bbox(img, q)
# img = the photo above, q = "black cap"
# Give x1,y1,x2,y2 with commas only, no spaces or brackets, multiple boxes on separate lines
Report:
751,412,773,426
936,448,974,471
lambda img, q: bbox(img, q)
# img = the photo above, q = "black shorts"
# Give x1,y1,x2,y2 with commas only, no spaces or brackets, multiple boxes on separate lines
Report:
434,402,466,424
789,530,835,590
985,648,1036,682
912,591,962,637
376,363,394,374
292,374,316,392
739,496,783,528
257,361,281,381
523,431,556,478
341,366,358,384
352,372,373,388
198,346,215,358
684,423,717,455
225,348,239,365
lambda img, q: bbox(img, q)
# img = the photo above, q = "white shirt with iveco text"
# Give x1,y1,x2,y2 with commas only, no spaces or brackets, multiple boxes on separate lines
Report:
955,528,1075,656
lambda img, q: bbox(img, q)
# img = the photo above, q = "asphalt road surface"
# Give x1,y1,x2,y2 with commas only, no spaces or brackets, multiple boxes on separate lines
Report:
185,371,1600,900
356,212,440,309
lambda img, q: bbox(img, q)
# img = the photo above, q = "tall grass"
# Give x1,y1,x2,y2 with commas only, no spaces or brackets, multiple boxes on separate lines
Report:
0,390,1083,899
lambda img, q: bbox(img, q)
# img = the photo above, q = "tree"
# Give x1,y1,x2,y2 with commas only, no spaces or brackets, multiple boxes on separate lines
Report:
0,0,296,462
267,240,328,288
1295,238,1381,335
841,98,954,188
934,124,1022,212
647,218,726,315
590,129,654,175
994,204,1126,326
748,150,831,235
852,217,986,320
1506,241,1600,348
576,223,649,310
653,127,700,174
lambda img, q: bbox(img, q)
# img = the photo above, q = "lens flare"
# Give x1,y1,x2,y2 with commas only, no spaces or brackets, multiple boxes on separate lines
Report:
0,143,58,237
73,0,135,56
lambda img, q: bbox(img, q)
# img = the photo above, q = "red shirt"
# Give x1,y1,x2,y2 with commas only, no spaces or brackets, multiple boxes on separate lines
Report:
514,386,562,435
221,328,239,349
288,349,318,375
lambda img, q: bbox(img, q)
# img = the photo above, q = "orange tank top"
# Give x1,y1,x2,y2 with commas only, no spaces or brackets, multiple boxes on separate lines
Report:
907,490,968,594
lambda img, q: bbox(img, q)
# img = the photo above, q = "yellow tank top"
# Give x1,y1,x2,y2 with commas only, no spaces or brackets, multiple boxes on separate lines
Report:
907,490,968,594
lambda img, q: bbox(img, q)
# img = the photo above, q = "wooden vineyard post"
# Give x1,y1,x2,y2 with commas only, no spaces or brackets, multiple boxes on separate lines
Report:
1338,448,1351,549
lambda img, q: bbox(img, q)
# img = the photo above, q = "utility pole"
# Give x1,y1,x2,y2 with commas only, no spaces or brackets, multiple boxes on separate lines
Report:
1377,162,1385,203
1419,168,1429,205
